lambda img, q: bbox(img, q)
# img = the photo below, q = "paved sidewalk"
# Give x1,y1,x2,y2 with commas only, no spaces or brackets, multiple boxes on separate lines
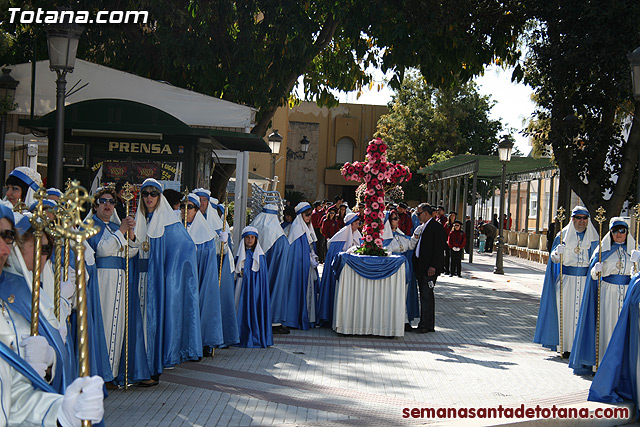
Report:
104,251,631,426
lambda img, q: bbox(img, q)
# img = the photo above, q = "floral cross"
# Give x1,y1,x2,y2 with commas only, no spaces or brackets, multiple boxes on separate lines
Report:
341,138,411,255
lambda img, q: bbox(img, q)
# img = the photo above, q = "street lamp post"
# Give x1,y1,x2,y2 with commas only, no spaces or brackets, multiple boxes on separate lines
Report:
287,135,311,160
0,68,19,185
628,47,640,204
494,137,513,275
268,129,282,185
47,21,83,189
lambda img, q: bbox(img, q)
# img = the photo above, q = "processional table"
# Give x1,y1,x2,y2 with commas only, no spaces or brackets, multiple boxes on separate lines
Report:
332,253,408,337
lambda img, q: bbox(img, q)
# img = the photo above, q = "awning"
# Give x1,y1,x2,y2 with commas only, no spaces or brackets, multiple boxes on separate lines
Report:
418,154,556,181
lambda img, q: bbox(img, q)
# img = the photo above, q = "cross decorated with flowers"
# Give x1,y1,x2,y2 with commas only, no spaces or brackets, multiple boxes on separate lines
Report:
341,138,411,255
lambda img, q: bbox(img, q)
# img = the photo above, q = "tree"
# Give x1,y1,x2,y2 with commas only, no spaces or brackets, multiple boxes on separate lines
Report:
522,0,640,217
375,73,504,199
0,0,528,199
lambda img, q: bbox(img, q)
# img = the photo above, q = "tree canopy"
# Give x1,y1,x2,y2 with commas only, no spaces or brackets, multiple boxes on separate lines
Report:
0,0,528,136
522,0,640,216
375,73,504,199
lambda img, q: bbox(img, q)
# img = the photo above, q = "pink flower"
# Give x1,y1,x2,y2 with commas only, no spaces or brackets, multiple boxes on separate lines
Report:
377,196,384,204
377,173,385,181
365,235,373,242
364,207,371,215
378,212,385,219
371,222,378,229
374,238,383,247
363,165,370,173
372,202,379,209
384,171,392,179
366,188,375,196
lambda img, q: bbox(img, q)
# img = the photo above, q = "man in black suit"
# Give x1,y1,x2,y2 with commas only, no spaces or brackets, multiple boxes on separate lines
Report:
411,203,446,333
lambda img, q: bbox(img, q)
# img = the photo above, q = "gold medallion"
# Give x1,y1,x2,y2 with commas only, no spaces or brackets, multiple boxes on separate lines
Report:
119,246,124,252
574,247,580,254
616,261,623,270
142,241,150,252
7,295,14,304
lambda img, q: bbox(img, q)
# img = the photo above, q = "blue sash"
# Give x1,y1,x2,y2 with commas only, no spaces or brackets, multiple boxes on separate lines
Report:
562,266,589,276
96,256,126,270
0,340,55,392
603,275,631,286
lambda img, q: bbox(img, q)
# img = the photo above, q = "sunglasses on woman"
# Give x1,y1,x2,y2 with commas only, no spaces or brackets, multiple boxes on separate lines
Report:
97,198,116,205
141,191,160,198
184,204,197,210
611,227,628,235
0,229,15,245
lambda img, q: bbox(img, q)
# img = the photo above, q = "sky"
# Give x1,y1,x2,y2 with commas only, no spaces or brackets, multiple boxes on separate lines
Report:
334,65,537,156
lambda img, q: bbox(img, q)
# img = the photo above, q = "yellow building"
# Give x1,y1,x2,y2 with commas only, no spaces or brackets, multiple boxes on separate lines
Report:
251,101,388,205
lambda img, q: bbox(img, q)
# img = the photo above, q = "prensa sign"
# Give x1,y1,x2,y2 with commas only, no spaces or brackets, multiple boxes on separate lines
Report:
108,141,173,155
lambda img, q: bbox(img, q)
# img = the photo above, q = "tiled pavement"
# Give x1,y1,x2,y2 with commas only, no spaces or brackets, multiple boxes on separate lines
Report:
104,252,630,426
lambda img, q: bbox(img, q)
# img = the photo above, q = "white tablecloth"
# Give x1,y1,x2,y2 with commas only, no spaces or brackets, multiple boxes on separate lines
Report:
333,262,406,337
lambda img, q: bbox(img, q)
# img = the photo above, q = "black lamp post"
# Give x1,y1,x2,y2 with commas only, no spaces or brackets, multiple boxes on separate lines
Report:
0,68,19,186
268,129,282,182
287,135,311,160
628,47,640,203
494,137,513,275
47,21,82,188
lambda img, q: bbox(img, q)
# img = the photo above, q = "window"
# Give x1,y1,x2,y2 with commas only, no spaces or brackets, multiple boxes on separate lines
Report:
529,193,538,218
336,137,354,164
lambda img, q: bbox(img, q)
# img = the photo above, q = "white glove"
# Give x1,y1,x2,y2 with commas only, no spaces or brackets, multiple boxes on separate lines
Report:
591,262,603,279
58,376,105,427
550,244,565,263
452,247,460,252
310,254,319,269
19,335,54,379
219,231,229,243
631,250,640,263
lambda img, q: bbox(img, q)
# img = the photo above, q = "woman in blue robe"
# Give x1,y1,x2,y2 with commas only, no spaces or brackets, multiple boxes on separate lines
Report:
249,204,290,333
382,210,420,324
133,178,202,380
182,193,224,354
570,218,637,375
193,189,238,347
86,186,150,387
283,202,319,330
317,212,361,326
234,226,273,348
588,274,640,416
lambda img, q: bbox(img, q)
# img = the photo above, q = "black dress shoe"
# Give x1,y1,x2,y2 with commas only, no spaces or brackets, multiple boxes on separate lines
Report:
273,325,290,334
203,347,213,357
404,323,413,332
416,328,428,334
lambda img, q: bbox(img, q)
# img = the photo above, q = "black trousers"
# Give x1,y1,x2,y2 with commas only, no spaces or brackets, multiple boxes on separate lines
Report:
443,246,450,273
485,237,494,252
314,228,326,262
450,249,463,276
417,274,437,330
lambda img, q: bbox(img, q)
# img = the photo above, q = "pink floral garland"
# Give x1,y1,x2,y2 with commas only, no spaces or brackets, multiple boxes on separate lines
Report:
341,138,411,253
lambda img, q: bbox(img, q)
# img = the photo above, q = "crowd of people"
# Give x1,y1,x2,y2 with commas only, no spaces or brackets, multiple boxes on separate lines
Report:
533,204,640,412
0,165,481,424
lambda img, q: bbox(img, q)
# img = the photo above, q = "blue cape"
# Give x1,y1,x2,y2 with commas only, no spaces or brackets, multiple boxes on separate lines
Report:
533,232,598,350
0,339,55,392
588,273,640,416
317,240,344,325
217,253,240,347
264,236,290,324
0,271,76,393
569,243,631,374
235,250,273,348
195,239,224,348
143,222,202,375
283,234,316,330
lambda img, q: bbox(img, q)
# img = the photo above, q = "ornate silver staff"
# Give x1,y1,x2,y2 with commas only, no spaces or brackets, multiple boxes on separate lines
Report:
60,181,99,427
556,206,566,358
122,182,134,391
29,187,49,336
594,206,606,371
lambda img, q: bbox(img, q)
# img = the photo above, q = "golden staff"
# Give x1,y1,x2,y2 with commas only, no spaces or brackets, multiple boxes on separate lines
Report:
12,198,26,213
218,200,227,287
60,181,99,427
556,206,566,358
594,206,607,371
633,204,640,274
29,187,49,336
63,178,73,282
121,182,134,391
45,205,63,321
182,187,190,229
